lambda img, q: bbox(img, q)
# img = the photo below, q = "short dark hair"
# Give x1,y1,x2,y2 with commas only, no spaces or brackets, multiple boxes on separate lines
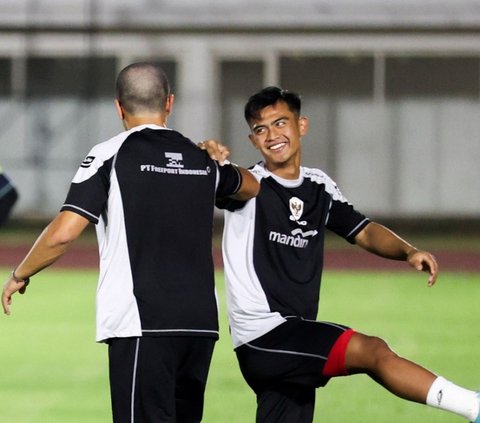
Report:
115,62,171,115
244,86,301,124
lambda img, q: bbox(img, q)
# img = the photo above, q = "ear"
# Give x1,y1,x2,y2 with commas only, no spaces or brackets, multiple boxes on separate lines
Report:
165,94,174,115
299,116,309,137
114,99,125,120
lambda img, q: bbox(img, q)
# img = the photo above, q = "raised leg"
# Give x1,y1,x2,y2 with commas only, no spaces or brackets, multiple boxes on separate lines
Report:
344,332,436,403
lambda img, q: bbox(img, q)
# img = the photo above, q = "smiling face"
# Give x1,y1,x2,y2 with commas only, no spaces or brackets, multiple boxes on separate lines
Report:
248,100,308,179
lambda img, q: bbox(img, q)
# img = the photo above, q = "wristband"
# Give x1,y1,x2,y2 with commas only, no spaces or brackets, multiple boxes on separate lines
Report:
11,269,30,286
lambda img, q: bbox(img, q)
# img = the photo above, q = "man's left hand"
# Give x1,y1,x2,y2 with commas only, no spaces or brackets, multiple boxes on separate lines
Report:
198,140,230,165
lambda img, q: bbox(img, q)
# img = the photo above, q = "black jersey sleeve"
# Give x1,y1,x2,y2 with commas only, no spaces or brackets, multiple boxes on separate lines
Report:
215,163,242,198
61,156,113,224
326,199,370,244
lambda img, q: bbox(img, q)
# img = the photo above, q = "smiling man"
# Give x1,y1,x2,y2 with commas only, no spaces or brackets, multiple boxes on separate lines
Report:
216,86,480,423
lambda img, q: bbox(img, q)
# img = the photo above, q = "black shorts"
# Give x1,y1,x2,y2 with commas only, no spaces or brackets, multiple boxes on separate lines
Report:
108,336,216,423
235,318,351,423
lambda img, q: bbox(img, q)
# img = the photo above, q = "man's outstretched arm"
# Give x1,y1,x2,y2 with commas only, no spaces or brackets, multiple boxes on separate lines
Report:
198,139,260,201
354,222,438,287
2,211,90,315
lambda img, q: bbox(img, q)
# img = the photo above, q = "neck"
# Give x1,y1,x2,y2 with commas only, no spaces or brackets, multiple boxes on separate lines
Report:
123,114,167,130
265,164,301,180
264,156,301,180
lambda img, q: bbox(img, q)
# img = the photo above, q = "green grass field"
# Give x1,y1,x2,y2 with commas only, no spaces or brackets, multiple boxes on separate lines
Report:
0,267,479,422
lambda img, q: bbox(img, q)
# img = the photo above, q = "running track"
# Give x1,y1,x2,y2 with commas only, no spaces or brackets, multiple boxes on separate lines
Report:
1,245,479,272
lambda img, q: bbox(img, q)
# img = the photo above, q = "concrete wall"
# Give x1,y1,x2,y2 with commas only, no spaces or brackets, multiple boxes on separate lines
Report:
1,1,479,219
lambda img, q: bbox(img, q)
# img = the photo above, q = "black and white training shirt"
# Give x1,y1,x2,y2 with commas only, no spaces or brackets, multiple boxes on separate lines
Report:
218,162,369,348
61,124,242,342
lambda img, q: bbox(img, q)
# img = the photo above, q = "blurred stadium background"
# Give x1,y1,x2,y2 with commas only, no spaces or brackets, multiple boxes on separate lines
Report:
0,0,479,232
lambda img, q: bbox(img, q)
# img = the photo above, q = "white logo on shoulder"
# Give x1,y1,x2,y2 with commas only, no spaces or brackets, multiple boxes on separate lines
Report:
289,197,307,226
165,152,184,168
80,156,95,168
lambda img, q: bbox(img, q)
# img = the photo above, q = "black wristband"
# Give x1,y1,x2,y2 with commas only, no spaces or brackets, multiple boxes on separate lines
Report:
11,269,30,286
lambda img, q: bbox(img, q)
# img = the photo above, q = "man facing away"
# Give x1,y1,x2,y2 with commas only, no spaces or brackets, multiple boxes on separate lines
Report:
2,62,259,423
216,86,479,423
